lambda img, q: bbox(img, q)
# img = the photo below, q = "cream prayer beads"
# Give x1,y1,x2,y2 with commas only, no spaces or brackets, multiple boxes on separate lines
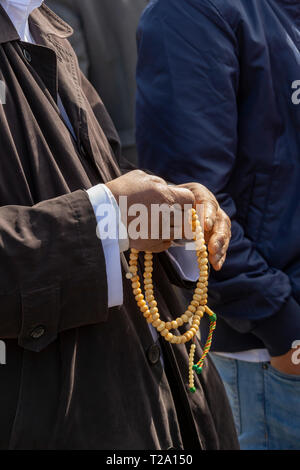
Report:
127,208,217,393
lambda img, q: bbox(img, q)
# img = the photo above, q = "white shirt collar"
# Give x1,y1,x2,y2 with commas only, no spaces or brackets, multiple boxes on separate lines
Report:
1,0,43,42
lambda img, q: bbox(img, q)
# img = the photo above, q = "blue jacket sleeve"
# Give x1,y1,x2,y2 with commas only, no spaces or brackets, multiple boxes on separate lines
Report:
136,0,300,356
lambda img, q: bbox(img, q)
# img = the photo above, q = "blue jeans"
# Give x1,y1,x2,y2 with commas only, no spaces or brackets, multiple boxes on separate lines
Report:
210,353,300,450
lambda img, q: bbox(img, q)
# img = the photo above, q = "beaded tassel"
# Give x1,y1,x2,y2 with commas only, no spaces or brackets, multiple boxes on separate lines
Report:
193,306,217,374
189,343,196,393
127,208,217,393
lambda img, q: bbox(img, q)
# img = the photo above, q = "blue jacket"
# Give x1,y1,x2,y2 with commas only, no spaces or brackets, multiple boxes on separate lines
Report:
136,0,300,356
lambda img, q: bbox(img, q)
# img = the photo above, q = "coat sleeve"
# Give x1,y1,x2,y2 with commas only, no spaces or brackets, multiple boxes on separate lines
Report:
136,0,300,356
0,190,108,352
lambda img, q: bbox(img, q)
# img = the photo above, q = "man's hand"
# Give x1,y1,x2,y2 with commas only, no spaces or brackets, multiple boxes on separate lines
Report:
271,347,300,376
178,182,231,270
106,170,195,252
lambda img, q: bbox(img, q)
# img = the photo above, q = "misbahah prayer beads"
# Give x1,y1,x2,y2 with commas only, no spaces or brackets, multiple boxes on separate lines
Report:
127,208,217,393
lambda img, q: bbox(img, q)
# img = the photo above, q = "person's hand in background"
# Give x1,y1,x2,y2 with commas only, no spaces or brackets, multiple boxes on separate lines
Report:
271,346,300,375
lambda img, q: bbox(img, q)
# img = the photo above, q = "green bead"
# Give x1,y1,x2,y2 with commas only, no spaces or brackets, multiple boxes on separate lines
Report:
196,366,203,374
189,387,196,393
192,364,198,371
210,313,217,322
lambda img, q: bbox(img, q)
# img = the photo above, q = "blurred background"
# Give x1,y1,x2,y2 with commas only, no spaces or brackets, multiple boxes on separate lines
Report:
46,0,148,165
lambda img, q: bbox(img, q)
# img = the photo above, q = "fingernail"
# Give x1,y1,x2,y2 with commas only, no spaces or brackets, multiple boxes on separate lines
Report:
217,256,226,270
213,253,224,269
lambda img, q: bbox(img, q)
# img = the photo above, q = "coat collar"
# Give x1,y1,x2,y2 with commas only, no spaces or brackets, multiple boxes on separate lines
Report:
0,3,19,43
0,3,73,44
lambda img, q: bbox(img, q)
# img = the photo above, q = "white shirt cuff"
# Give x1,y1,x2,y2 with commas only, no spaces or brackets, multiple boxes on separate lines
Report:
87,184,129,308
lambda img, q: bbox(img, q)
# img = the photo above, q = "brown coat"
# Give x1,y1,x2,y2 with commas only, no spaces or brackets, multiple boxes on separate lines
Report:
0,4,238,450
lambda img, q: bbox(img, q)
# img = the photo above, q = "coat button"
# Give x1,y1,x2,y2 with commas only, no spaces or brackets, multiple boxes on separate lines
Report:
147,344,161,365
23,49,32,63
30,325,45,339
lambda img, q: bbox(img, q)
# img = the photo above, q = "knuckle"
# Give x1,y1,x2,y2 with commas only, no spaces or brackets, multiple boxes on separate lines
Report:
217,234,226,246
165,188,179,205
219,208,231,227
208,199,219,213
226,215,232,229
133,169,146,177
150,174,167,185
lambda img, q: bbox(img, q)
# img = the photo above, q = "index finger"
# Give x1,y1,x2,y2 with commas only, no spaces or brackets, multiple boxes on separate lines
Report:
202,199,218,233
207,210,231,270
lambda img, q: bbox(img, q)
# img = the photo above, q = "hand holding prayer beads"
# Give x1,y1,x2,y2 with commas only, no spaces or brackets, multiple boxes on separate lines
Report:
127,208,217,393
